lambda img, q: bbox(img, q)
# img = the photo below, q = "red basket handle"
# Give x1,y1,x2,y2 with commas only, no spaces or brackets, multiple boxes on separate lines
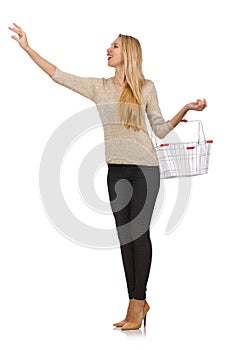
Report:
167,119,188,123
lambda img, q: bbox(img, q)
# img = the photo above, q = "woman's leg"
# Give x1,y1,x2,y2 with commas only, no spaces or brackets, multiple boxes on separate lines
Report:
107,164,160,300
107,164,136,299
120,165,160,330
129,165,160,300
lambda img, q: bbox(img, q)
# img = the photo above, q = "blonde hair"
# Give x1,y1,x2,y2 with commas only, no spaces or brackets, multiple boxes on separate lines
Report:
118,34,146,132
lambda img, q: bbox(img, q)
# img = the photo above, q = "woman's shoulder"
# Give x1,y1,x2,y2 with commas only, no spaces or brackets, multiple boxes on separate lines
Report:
144,79,155,87
142,79,156,94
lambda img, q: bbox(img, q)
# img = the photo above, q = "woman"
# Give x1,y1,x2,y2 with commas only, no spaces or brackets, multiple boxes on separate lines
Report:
9,23,207,331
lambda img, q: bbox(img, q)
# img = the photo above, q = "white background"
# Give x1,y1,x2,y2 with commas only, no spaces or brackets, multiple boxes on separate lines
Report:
1,0,231,348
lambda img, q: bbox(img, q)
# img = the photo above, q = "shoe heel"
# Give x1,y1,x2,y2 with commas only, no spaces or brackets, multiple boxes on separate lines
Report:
144,314,147,327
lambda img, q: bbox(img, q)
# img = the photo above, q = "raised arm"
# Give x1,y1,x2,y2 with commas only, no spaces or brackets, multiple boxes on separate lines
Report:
8,23,56,77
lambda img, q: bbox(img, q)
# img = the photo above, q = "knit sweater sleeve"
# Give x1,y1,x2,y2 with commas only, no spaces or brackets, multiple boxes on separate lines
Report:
145,80,173,139
50,67,101,102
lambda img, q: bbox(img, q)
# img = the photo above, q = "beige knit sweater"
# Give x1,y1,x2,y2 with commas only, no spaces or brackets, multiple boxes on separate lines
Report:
51,67,173,166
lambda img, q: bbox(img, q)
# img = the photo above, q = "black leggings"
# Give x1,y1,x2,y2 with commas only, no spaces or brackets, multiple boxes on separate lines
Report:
107,163,160,300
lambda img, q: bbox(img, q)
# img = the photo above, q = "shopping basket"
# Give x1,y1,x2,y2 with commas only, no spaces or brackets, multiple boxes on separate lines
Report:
153,119,213,179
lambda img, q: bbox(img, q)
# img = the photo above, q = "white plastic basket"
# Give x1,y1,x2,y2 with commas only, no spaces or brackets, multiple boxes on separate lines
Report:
153,119,213,179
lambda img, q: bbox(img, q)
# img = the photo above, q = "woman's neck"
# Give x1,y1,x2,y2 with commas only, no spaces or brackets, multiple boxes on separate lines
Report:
113,66,126,86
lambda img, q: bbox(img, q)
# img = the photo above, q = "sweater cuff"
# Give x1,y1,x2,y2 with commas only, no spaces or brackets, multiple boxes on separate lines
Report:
166,121,174,130
51,67,59,80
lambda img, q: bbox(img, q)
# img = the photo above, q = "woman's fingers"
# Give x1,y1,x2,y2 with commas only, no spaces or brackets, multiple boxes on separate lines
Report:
9,23,24,36
8,27,19,35
9,26,21,36
12,22,23,32
11,35,19,41
9,23,29,49
13,22,21,29
196,99,207,109
187,98,207,111
198,99,207,110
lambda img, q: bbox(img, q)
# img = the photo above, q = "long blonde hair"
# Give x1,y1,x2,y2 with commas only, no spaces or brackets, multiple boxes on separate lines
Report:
118,34,146,132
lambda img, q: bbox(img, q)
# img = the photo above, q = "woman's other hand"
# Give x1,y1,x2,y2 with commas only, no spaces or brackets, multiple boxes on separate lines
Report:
187,99,207,111
8,22,56,76
8,23,29,51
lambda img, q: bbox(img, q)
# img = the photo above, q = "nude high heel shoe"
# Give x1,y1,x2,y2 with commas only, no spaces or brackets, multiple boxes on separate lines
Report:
113,299,133,327
121,299,150,331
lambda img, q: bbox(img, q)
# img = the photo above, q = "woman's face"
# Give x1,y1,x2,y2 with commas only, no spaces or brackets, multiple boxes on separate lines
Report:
107,36,124,67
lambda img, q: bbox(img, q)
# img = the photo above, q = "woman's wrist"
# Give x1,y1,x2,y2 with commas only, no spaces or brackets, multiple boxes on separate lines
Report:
23,45,32,53
182,104,190,114
185,103,195,111
168,104,190,129
178,104,189,122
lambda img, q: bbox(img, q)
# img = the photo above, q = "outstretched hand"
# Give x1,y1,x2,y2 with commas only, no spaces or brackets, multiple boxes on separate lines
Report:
8,23,29,50
187,98,207,111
